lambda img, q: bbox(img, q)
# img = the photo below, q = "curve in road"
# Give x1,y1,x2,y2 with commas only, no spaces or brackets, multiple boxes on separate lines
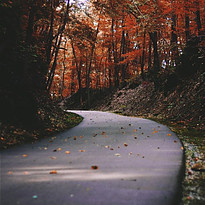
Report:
0,111,184,205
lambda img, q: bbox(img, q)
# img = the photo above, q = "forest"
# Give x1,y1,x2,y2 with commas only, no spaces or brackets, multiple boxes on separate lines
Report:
0,0,204,139
0,0,204,203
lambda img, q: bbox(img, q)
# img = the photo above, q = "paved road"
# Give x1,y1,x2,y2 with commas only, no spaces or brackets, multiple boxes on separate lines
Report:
0,111,184,205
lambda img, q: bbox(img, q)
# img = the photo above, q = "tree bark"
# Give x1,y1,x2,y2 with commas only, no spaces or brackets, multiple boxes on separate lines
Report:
184,0,190,42
26,0,36,43
46,0,54,65
111,18,119,88
195,1,202,35
46,0,70,91
70,38,82,104
148,37,152,71
149,32,160,73
140,31,146,79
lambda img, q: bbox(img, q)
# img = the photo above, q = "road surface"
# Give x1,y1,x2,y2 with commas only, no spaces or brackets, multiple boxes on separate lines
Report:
0,111,184,205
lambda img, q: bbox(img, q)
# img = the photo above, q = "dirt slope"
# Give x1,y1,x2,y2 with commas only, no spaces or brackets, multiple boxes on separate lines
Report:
95,72,204,128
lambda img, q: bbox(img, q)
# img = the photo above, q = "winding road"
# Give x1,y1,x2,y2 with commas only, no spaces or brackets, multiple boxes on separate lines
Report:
0,111,184,205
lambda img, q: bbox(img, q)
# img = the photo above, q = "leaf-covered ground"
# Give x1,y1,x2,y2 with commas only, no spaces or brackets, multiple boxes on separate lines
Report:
0,106,83,150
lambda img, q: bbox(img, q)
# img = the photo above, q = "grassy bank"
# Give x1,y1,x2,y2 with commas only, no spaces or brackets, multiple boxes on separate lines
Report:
149,118,205,205
0,110,83,150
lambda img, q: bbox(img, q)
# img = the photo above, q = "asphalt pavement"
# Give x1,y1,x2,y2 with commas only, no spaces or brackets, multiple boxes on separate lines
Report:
0,111,184,205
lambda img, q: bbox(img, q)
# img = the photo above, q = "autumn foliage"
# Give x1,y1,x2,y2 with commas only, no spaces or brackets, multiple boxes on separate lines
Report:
45,0,204,102
0,0,204,114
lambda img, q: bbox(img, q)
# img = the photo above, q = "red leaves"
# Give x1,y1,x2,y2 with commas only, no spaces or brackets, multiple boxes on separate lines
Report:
91,165,98,170
50,170,58,174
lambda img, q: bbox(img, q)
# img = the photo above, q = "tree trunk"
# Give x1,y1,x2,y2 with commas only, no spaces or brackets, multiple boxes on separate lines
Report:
46,1,70,91
149,31,160,88
148,37,152,71
86,13,101,107
140,31,146,79
171,14,177,45
121,29,126,85
171,13,178,66
26,0,36,43
46,0,54,65
111,19,119,88
70,37,82,103
108,47,112,90
195,1,202,35
184,0,190,42
59,39,67,99
149,32,160,73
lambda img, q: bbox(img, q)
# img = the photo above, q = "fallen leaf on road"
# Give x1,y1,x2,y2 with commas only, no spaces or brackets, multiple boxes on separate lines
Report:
110,148,114,150
24,171,29,175
133,129,137,132
105,145,110,148
57,148,62,151
22,154,28,157
65,151,71,154
93,134,97,137
181,146,184,150
129,152,133,155
8,171,13,175
50,156,56,160
124,143,128,147
80,136,83,139
174,140,177,143
115,153,121,157
73,136,77,140
79,150,86,152
50,170,57,174
152,131,158,134
91,165,98,170
167,134,172,136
